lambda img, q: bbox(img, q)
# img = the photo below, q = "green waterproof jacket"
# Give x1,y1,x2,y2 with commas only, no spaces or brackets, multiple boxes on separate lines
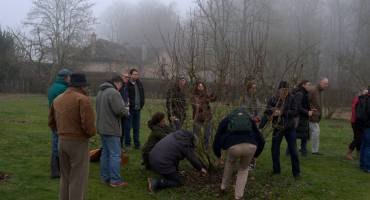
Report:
47,76,69,107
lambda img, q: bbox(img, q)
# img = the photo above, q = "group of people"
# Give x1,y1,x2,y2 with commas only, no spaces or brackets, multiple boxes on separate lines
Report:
47,68,370,200
48,69,146,199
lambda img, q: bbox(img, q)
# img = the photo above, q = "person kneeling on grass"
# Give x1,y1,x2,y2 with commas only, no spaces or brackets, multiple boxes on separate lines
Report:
142,112,175,169
147,130,207,192
213,107,265,200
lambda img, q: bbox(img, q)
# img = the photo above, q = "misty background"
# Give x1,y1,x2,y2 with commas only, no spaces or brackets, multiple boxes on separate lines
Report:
0,0,369,117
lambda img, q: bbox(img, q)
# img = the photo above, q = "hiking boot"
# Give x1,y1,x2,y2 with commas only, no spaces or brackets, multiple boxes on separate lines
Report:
147,178,158,193
110,181,128,187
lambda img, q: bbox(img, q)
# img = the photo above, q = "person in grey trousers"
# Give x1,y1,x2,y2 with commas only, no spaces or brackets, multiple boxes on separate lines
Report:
309,78,329,155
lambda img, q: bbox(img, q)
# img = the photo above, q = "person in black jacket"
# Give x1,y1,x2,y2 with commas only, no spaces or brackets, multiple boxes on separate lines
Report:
260,81,300,178
213,107,265,200
125,68,145,149
294,80,314,156
147,130,207,192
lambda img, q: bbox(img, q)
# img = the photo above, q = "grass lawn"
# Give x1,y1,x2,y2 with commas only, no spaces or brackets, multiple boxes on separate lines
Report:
0,94,369,200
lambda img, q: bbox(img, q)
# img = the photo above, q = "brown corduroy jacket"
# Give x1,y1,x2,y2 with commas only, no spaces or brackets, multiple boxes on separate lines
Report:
48,87,96,140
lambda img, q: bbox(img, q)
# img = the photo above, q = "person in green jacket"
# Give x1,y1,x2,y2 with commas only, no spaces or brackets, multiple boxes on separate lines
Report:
47,68,71,178
142,112,175,169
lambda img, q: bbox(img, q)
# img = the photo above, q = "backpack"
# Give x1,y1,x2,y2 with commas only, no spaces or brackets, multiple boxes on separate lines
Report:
355,95,370,124
227,107,253,133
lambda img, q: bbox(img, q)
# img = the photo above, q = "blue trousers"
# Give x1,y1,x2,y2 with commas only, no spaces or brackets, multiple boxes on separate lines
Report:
124,110,141,148
51,130,60,177
100,135,122,184
360,128,370,171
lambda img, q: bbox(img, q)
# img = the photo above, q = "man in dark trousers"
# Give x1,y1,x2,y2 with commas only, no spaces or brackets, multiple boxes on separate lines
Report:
294,80,314,156
47,68,71,178
48,73,96,200
120,71,130,147
126,68,145,149
147,130,207,192
260,81,300,178
356,87,370,172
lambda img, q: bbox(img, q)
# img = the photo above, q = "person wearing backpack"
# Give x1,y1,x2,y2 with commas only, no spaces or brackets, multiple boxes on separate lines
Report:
345,89,368,160
356,87,370,172
213,107,265,200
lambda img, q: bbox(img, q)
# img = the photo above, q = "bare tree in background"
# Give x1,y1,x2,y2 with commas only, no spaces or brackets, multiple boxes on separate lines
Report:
24,0,96,76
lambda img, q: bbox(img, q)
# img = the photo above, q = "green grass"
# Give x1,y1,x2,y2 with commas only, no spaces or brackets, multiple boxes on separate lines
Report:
0,94,369,200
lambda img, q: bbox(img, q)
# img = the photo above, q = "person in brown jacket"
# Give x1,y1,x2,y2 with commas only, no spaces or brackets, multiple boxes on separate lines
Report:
191,81,216,148
309,77,329,155
48,73,96,200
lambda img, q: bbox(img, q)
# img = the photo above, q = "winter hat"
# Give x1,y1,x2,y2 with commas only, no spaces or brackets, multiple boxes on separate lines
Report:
57,68,72,77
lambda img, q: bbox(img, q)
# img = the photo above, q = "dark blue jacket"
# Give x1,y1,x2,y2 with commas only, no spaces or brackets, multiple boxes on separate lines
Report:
213,116,265,158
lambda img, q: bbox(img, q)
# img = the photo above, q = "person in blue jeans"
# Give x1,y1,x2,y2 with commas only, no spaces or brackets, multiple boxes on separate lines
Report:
47,68,71,178
96,75,129,187
259,81,300,178
126,69,145,149
357,89,370,172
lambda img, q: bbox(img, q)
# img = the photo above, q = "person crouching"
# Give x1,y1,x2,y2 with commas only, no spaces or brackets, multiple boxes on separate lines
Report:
142,112,174,169
147,130,207,192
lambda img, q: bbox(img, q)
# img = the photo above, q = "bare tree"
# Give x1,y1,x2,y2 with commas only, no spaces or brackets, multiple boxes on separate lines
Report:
24,0,96,72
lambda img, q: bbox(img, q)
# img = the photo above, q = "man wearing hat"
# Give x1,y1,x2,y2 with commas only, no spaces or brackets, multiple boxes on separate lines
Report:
47,68,71,178
48,73,96,200
166,75,187,130
259,81,300,178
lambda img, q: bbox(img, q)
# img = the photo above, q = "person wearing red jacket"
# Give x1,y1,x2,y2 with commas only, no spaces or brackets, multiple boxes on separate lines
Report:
346,89,368,160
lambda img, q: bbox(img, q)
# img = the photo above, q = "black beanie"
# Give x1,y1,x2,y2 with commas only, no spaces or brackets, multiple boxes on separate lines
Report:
278,81,289,89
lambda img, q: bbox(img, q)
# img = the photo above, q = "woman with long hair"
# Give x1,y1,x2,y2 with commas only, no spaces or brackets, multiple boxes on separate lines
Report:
191,81,216,148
